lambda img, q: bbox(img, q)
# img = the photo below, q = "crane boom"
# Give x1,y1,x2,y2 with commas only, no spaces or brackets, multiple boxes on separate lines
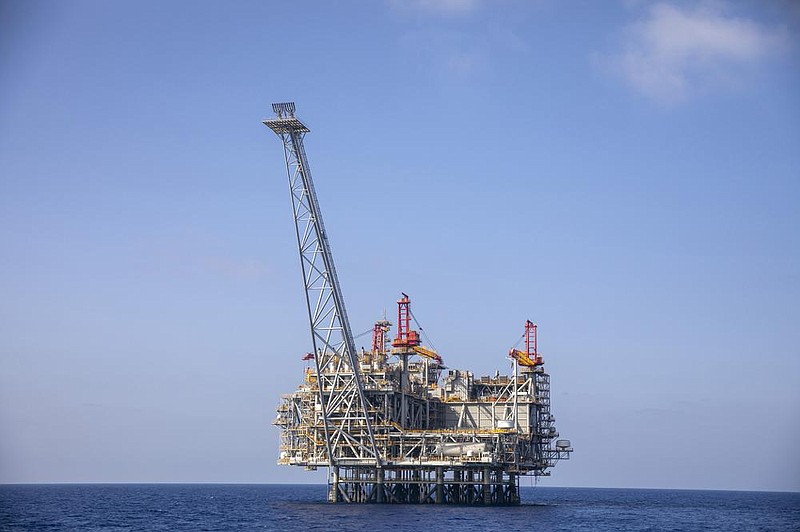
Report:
508,348,537,367
264,102,379,467
412,345,443,365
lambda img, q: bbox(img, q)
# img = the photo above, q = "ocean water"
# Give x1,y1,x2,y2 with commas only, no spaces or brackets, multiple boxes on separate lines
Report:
0,484,798,531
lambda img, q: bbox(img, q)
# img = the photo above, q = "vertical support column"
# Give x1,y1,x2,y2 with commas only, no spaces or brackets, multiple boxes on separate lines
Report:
400,355,408,424
435,467,444,504
376,468,385,503
329,466,340,503
509,473,518,505
483,468,491,505
496,470,503,504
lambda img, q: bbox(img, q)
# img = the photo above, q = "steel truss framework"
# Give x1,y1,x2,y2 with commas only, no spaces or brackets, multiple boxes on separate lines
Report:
265,103,571,504
274,359,572,503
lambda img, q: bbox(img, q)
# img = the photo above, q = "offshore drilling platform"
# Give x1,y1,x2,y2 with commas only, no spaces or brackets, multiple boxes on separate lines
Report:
264,103,571,505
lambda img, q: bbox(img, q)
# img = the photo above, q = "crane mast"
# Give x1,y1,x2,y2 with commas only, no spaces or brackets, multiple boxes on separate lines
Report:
263,102,379,471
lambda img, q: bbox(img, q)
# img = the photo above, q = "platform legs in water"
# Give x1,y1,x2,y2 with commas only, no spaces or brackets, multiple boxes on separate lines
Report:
328,467,520,505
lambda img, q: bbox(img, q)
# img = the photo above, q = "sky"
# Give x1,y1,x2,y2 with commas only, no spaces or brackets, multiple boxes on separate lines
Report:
1,0,798,492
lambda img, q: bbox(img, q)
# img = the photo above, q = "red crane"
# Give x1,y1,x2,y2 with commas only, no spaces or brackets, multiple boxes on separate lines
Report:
509,319,544,367
391,293,420,348
390,293,442,365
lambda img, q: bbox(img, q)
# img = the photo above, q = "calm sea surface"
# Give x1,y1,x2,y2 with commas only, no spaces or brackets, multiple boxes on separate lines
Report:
0,484,798,531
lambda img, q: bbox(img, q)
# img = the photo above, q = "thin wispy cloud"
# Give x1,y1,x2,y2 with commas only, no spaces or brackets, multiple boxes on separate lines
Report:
389,0,484,75
202,256,269,281
388,0,534,77
603,2,789,103
398,27,488,76
388,0,481,15
132,232,271,282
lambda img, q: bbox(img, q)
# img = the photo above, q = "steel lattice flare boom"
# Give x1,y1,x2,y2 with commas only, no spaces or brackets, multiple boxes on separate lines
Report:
264,103,379,473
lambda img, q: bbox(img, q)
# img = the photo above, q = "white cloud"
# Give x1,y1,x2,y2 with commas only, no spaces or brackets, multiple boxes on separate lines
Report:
606,2,788,103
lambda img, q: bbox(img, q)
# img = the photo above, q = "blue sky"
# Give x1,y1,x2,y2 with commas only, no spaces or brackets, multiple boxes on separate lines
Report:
1,0,798,491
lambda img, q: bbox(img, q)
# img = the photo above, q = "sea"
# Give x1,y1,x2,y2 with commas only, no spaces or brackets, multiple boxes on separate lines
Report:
0,484,798,531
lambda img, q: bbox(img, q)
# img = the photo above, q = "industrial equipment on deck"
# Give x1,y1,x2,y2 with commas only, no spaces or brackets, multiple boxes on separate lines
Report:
264,103,571,505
